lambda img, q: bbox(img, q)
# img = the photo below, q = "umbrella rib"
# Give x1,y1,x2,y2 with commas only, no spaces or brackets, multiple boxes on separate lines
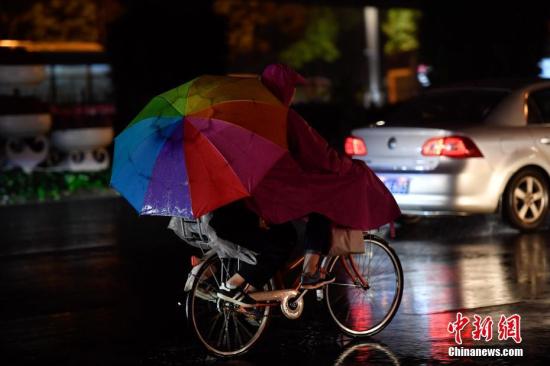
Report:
185,122,249,216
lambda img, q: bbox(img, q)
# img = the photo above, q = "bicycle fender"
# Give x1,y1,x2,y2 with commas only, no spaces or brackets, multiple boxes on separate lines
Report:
184,250,216,292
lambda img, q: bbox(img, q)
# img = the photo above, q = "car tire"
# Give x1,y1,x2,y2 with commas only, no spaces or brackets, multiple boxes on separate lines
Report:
503,168,549,231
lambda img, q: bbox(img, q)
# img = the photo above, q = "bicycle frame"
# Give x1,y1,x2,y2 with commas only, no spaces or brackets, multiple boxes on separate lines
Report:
186,252,368,310
245,254,368,308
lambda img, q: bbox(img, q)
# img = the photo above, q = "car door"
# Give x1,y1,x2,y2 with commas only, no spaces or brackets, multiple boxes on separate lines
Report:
526,87,550,162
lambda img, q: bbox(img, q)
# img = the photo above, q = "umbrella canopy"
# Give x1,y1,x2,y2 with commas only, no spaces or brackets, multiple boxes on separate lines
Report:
111,75,291,218
112,68,400,231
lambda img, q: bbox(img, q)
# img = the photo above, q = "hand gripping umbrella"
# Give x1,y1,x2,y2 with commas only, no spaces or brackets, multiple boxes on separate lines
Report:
110,75,290,218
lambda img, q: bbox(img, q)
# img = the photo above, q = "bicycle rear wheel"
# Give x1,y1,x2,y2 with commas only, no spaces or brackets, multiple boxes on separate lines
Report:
186,255,272,357
324,234,403,337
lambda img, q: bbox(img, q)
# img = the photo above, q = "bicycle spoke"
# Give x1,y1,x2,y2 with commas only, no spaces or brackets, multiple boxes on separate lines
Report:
234,315,255,339
366,244,373,279
325,236,403,337
330,282,363,288
206,312,223,340
190,255,271,356
222,311,230,350
231,314,244,349
218,259,227,286
210,267,221,288
344,308,351,323
216,313,226,348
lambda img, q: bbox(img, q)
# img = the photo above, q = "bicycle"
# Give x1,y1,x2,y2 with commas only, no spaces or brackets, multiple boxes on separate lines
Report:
179,219,404,357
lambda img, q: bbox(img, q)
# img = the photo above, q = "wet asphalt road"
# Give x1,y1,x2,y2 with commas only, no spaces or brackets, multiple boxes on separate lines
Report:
1,197,549,365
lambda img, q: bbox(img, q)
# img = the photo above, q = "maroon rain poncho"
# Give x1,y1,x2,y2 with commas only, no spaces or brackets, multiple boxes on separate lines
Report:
246,64,401,230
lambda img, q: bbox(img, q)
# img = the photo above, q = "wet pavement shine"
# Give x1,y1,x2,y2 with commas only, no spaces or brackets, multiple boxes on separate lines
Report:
1,197,549,365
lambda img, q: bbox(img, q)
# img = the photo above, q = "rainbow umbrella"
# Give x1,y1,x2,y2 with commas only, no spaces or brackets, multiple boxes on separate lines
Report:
110,75,290,218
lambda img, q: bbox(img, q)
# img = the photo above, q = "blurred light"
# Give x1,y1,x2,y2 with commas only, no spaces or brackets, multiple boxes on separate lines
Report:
417,64,432,87
364,6,383,108
0,40,103,53
375,120,385,126
539,58,550,79
421,136,483,158
0,40,20,48
345,136,367,156
90,64,111,75
417,64,429,74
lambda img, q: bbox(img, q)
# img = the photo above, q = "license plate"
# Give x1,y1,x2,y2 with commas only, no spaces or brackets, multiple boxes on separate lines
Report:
379,176,410,194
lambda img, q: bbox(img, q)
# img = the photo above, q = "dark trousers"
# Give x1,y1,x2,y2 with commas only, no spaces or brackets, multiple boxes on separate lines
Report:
237,223,296,289
304,213,332,255
238,214,331,288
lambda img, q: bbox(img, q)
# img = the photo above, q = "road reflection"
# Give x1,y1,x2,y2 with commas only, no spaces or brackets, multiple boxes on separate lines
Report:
513,233,549,299
333,340,400,366
390,225,550,363
399,230,550,316
3,200,550,365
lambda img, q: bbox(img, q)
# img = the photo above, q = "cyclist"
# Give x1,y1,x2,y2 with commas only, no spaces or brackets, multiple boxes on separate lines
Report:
214,64,337,306
251,63,400,281
260,64,341,289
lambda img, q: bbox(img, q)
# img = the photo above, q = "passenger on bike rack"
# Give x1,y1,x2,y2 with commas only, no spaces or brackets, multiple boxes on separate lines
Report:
211,200,338,307
210,199,296,307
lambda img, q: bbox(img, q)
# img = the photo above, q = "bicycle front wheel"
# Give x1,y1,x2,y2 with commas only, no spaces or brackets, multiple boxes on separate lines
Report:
186,255,272,357
324,234,403,337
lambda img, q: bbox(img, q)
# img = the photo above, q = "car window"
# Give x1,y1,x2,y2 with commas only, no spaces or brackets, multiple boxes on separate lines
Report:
528,88,550,123
384,89,509,126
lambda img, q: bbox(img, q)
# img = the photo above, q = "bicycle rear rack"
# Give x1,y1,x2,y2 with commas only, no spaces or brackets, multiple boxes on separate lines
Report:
178,216,212,255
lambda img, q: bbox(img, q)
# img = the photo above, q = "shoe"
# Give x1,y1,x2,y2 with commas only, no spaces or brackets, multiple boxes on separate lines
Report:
217,283,258,308
300,270,336,289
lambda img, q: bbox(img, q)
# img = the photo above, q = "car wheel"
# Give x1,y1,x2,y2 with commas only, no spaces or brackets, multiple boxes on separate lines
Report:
503,168,549,231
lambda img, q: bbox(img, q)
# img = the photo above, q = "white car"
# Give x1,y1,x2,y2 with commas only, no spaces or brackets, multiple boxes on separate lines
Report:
346,80,550,231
